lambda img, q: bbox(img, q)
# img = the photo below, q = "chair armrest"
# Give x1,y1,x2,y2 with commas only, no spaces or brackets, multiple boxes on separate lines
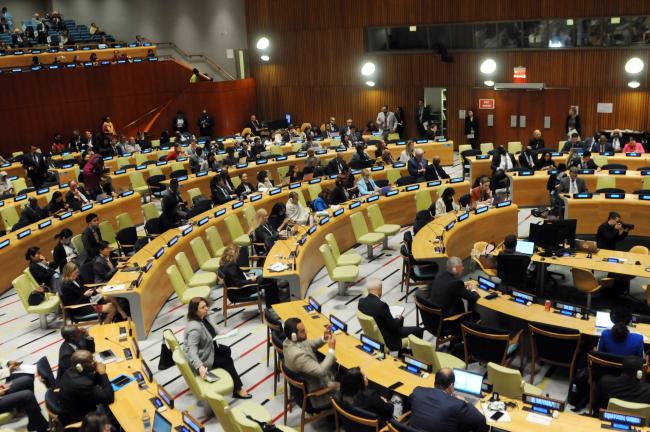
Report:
83,283,107,288
443,311,472,323
509,329,524,345
306,386,335,398
63,303,94,309
225,283,259,291
600,278,615,289
396,410,411,423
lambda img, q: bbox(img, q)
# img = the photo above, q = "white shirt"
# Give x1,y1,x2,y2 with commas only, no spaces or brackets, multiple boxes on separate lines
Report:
435,198,459,216
286,200,309,225
499,154,514,171
569,179,578,195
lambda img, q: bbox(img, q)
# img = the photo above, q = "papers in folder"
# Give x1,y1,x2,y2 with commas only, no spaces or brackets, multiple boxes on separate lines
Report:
481,403,511,423
14,364,36,375
389,305,404,319
213,328,239,341
101,284,126,293
268,262,288,272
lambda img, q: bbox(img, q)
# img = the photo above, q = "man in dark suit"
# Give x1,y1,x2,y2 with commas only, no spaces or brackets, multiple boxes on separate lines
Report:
197,109,215,138
58,350,114,426
413,204,436,234
340,118,355,138
210,175,236,205
11,28,29,47
56,325,95,384
19,197,47,225
22,145,49,188
425,155,450,181
358,279,423,352
587,135,614,154
239,141,256,161
81,213,102,262
425,257,479,317
93,241,121,283
490,146,517,172
595,356,650,413
410,368,488,432
561,132,585,153
408,148,428,179
518,146,539,170
557,167,588,194
65,180,91,211
326,152,349,176
415,99,431,138
26,246,58,289
247,114,264,135
575,150,598,170
528,129,545,151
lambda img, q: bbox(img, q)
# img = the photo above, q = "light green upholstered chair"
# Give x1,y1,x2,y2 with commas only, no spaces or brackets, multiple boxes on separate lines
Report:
642,176,650,190
128,171,151,202
592,154,608,167
175,251,217,287
480,143,494,154
243,205,257,232
98,221,119,250
13,274,60,329
225,215,252,248
71,234,85,256
206,389,272,432
172,348,234,401
367,204,400,249
414,189,433,212
277,166,289,181
0,413,13,426
116,156,131,169
386,168,401,185
166,265,211,304
190,237,220,273
187,188,202,203
596,176,617,191
205,226,226,258
142,202,160,222
487,362,543,400
163,328,181,352
457,144,472,155
320,244,358,296
607,398,650,422
349,212,384,259
357,310,408,353
507,141,522,154
325,233,361,266
134,153,149,166
116,212,135,231
0,206,19,232
308,184,322,202
408,334,465,373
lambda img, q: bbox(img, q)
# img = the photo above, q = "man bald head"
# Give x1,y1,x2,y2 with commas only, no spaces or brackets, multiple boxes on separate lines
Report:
434,367,455,394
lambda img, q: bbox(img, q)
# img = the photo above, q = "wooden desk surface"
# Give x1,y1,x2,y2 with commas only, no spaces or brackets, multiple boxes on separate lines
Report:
89,322,185,430
264,180,470,298
0,162,25,178
0,192,143,293
0,185,71,231
563,194,650,237
509,170,649,207
0,46,157,69
531,248,650,279
411,205,519,262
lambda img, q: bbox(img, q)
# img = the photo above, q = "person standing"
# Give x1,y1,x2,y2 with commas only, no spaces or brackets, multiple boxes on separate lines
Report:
197,109,215,138
22,145,48,188
376,105,397,139
415,99,431,138
464,109,479,150
596,212,632,250
394,106,406,139
565,106,581,136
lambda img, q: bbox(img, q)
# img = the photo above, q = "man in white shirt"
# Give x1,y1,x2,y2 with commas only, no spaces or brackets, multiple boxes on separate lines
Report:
558,167,587,194
376,105,397,137
611,129,624,152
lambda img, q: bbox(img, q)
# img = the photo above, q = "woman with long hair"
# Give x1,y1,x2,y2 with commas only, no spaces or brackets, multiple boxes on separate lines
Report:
339,367,394,423
399,140,416,163
435,187,459,216
60,262,118,324
53,228,78,272
598,306,645,358
219,244,279,307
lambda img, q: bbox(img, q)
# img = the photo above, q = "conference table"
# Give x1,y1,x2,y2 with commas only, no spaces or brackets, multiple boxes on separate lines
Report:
0,191,143,293
508,170,649,207
0,45,157,69
273,300,626,432
0,184,71,231
88,321,186,430
0,161,25,178
263,179,470,298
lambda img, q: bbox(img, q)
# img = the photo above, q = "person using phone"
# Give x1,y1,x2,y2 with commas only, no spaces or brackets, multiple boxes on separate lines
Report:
282,317,339,409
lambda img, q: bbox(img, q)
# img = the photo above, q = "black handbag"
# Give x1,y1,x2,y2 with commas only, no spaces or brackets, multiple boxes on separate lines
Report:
158,341,174,370
245,415,282,432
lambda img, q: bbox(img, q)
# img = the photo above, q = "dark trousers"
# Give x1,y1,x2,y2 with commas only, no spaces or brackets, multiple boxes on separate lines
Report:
0,375,48,432
212,344,243,393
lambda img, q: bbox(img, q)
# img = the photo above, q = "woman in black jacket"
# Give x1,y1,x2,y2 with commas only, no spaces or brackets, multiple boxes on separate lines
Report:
219,244,279,307
46,191,69,215
26,246,58,290
338,367,394,424
60,262,117,324
53,228,78,272
464,109,479,150
268,203,289,232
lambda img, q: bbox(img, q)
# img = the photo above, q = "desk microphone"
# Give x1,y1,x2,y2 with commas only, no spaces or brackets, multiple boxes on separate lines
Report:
104,336,129,349
423,220,446,244
127,365,156,394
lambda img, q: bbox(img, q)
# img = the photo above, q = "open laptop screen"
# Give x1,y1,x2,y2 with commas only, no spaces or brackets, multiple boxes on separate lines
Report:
453,369,483,396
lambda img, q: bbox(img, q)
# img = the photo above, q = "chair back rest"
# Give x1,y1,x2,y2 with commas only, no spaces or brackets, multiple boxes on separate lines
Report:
587,351,624,384
12,178,28,193
172,348,205,399
98,221,116,244
190,237,211,267
332,396,379,432
386,168,401,185
206,390,240,432
144,218,164,236
12,274,33,309
206,226,225,256
349,212,369,239
71,234,85,255
487,362,525,400
231,176,242,188
529,322,581,365
225,215,245,239
117,157,130,168
243,206,256,231
277,166,289,180
408,334,438,371
174,252,194,283
596,176,617,190
134,154,148,165
23,267,39,288
593,155,608,167
187,188,202,203
325,233,342,260
356,310,386,346
571,267,599,293
308,184,322,201
142,202,160,221
458,144,472,155
643,176,650,190
388,418,422,432
163,328,180,351
128,171,146,188
414,297,443,338
507,142,522,154
607,399,650,426
319,244,337,275
116,212,134,231
1,206,19,229
461,322,510,365
480,143,494,154
166,264,188,297
280,361,307,409
414,189,432,212
496,254,530,287
367,204,385,231
630,245,650,255
148,166,163,177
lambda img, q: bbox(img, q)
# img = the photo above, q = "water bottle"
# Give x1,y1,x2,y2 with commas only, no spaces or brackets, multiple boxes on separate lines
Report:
142,409,151,430
391,394,403,419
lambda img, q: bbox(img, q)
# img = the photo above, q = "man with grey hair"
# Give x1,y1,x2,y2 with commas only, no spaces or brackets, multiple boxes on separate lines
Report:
358,278,424,351
408,147,428,179
421,257,479,317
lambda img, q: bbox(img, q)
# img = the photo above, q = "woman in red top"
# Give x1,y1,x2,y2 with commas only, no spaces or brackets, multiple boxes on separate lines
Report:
51,133,66,154
82,153,104,198
165,143,185,161
623,138,645,154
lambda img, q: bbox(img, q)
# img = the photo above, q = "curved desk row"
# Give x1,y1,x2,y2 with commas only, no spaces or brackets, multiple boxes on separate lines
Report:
509,170,650,207
0,46,156,69
0,191,143,293
272,300,614,432
104,179,469,339
562,194,650,238
0,162,25,179
0,185,71,231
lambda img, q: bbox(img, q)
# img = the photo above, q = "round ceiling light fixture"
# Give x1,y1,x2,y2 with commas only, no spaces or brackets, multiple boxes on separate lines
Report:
625,57,644,74
361,62,376,76
256,37,270,50
480,58,497,74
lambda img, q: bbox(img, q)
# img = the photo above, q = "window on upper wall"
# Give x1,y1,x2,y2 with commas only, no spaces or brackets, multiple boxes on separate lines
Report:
364,15,650,52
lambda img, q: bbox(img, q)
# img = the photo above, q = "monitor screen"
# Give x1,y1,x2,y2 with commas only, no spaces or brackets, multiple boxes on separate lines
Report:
360,334,383,352
329,314,347,333
153,411,172,432
404,355,430,372
453,369,483,396
478,276,496,291
515,240,535,256
596,311,614,328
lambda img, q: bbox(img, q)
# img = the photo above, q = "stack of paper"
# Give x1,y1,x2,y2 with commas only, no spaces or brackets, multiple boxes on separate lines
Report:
268,262,288,272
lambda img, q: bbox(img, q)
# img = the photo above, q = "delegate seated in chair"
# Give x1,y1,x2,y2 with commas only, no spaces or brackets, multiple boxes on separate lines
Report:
0,359,48,432
595,356,650,414
422,257,479,318
358,278,423,352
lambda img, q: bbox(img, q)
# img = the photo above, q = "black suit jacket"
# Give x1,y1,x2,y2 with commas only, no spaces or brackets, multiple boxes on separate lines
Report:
330,184,351,205
22,152,48,176
235,182,254,197
464,117,479,136
254,223,279,252
596,374,650,413
425,163,450,181
326,157,349,175
427,271,478,317
221,261,251,287
518,151,539,170
65,188,89,211
56,337,95,383
59,369,114,425
211,181,234,205
358,294,403,351
93,255,117,283
413,209,434,234
410,387,488,432
29,261,57,286
21,204,46,224
490,152,517,171
81,226,102,262
247,120,263,135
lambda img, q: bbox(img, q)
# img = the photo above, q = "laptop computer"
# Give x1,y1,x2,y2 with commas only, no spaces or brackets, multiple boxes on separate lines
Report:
453,368,484,404
515,240,535,256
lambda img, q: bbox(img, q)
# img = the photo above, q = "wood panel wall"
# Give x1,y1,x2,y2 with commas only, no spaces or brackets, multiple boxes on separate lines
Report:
246,0,650,146
0,60,256,154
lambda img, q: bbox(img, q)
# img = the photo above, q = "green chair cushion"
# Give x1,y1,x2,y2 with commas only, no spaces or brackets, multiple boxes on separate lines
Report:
188,272,217,288
200,367,235,397
179,286,212,303
374,224,400,236
232,401,272,427
0,412,13,424
27,296,60,314
134,186,149,193
337,253,362,266
213,246,226,257
437,352,466,370
234,235,251,247
199,257,220,273
332,266,359,281
358,233,385,244
523,382,544,395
